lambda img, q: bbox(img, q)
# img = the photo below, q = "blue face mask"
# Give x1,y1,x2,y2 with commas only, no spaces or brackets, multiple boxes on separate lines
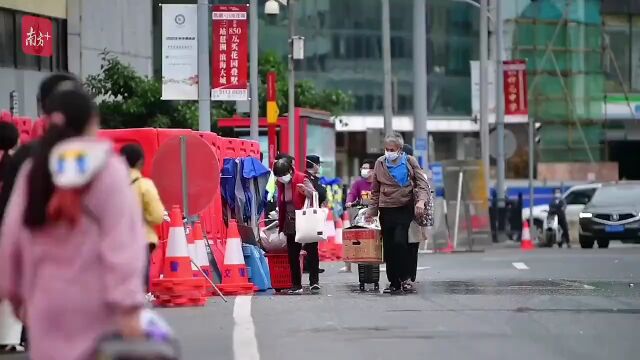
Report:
385,151,399,161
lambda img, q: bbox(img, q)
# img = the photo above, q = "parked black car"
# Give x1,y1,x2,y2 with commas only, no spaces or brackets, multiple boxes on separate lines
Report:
578,182,640,248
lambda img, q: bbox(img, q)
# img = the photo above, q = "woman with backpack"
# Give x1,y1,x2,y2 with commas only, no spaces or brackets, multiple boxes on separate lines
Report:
0,88,147,360
366,133,432,294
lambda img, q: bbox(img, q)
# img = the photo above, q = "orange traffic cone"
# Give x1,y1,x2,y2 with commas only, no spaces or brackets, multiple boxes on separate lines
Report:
438,237,454,253
185,226,200,278
162,206,192,279
217,220,255,295
342,211,351,229
151,205,207,307
521,220,535,251
193,222,211,279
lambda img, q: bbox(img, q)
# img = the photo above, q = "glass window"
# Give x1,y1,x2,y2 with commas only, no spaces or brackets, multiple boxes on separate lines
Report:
632,16,640,91
0,9,15,67
603,15,631,92
590,185,640,206
564,188,597,205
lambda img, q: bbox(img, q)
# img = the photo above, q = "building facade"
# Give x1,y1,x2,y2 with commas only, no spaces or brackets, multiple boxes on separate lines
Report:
0,0,153,117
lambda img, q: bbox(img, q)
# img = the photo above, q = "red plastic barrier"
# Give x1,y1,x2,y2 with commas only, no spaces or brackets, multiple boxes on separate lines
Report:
0,110,11,123
98,128,159,177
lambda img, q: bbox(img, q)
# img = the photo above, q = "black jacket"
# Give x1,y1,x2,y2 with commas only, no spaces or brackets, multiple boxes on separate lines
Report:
305,170,327,205
0,141,38,221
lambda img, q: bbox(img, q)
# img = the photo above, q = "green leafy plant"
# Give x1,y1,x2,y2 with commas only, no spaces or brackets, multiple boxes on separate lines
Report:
86,50,352,129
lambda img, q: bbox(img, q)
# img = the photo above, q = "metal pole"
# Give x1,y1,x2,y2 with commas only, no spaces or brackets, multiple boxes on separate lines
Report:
528,117,534,239
479,0,490,193
495,0,506,240
453,170,464,249
180,136,190,219
249,0,259,141
381,0,393,136
413,0,428,168
288,0,296,157
197,0,211,132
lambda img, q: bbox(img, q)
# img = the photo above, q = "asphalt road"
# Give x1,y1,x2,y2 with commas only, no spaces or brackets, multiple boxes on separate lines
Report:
160,242,640,360
2,242,638,360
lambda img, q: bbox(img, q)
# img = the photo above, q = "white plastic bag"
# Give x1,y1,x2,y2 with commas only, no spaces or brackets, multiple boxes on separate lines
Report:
409,221,429,243
0,300,22,346
295,192,328,244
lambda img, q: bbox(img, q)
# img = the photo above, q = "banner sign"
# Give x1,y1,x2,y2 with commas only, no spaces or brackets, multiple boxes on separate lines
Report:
22,15,53,57
161,4,198,100
503,60,528,120
211,5,249,101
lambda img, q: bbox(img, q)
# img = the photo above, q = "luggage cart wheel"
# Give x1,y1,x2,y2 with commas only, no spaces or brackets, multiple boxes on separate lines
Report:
374,283,380,291
359,283,365,292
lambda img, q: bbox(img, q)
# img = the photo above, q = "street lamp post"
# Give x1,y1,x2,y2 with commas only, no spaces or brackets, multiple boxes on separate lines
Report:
249,0,259,141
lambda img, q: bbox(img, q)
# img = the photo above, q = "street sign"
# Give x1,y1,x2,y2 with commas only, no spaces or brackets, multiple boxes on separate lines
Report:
415,137,427,152
489,128,517,159
22,15,53,57
430,163,444,188
211,5,249,101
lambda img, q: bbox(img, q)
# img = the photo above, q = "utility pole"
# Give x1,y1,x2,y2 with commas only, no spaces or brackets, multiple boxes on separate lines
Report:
197,0,211,132
479,0,490,192
288,0,296,156
382,0,393,136
413,0,428,167
249,0,259,141
494,0,507,237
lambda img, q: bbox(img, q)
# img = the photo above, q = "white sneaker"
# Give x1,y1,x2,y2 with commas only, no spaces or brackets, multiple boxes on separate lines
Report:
339,266,352,273
145,292,156,303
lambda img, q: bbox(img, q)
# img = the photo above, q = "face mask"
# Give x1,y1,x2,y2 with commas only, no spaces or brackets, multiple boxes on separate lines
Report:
277,174,292,184
385,151,399,161
361,169,370,178
554,192,561,199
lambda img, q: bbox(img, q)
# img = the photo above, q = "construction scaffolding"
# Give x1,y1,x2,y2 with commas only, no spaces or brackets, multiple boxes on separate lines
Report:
509,0,604,162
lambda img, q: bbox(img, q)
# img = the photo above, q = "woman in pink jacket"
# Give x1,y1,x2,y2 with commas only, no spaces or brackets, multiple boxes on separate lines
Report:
0,87,147,360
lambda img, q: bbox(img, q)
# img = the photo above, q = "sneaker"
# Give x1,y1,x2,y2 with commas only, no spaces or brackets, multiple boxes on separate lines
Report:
287,287,304,295
318,268,325,274
402,281,415,293
383,285,402,294
145,292,156,303
339,267,352,273
310,284,322,293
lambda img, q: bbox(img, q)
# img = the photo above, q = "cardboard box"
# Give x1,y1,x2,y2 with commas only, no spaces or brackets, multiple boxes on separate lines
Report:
342,227,383,264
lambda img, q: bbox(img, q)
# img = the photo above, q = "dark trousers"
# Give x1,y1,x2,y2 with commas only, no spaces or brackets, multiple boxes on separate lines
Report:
408,242,420,282
145,243,156,292
379,205,413,288
558,213,570,245
286,235,319,288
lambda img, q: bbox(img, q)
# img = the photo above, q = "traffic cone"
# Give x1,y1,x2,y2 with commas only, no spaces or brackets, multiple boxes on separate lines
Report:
151,205,207,307
162,206,192,279
335,216,343,245
342,211,351,229
217,220,255,295
185,225,200,278
193,222,211,279
521,220,535,251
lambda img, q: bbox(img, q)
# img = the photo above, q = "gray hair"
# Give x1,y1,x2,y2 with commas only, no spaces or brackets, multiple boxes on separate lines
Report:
384,133,404,148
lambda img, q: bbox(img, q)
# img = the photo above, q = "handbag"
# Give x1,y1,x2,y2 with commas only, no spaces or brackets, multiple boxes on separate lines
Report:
295,192,328,244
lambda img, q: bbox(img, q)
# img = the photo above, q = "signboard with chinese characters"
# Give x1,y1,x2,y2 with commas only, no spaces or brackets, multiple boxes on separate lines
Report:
211,5,249,101
503,59,529,123
161,4,198,100
22,15,53,57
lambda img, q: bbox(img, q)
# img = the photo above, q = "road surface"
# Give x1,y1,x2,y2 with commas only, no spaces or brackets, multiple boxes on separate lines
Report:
159,242,640,360
1,243,638,360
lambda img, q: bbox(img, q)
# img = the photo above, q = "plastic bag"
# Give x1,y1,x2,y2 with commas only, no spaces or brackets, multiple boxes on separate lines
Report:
259,221,287,253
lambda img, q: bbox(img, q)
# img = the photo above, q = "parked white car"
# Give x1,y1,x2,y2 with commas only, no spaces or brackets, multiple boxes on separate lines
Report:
522,183,601,243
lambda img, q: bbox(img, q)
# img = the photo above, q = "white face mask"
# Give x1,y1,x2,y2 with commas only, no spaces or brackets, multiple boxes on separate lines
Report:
361,169,370,178
385,151,399,161
277,174,292,184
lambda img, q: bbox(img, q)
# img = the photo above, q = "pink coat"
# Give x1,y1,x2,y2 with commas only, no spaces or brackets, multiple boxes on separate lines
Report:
0,155,147,360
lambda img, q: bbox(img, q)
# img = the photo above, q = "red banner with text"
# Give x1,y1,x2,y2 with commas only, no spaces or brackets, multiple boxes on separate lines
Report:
503,59,528,118
211,5,249,101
